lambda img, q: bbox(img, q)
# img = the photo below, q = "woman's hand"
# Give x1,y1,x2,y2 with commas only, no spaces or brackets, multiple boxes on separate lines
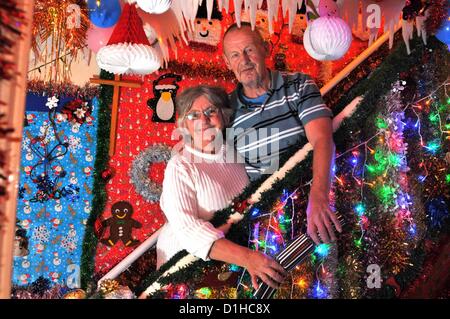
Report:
217,222,232,235
244,250,288,290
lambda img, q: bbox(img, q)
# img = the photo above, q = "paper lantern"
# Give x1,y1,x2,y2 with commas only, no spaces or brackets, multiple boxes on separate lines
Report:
97,43,161,75
136,0,172,14
303,16,352,61
96,3,162,75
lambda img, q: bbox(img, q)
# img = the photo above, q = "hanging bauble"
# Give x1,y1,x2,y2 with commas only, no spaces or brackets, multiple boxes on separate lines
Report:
88,0,122,28
303,16,352,61
136,0,172,14
96,3,162,75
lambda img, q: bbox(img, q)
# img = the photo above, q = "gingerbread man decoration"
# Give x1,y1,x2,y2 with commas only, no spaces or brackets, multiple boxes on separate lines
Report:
100,201,142,247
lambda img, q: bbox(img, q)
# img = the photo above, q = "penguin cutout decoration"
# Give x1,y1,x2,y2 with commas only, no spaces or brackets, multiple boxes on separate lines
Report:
147,73,182,123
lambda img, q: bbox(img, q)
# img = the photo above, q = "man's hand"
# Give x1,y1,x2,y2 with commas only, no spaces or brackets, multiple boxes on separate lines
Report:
306,188,342,244
303,117,340,244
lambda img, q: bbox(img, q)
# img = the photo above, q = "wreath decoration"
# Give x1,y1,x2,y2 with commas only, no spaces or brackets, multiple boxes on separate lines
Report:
129,143,172,203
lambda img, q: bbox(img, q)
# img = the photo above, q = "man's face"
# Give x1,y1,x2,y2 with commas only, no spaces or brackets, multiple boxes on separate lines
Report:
223,27,269,89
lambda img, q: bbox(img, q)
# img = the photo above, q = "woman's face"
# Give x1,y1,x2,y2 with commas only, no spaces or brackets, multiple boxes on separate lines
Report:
183,95,224,152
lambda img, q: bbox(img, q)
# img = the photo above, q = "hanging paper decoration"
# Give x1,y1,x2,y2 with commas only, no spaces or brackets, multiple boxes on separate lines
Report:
136,0,172,14
188,1,223,49
401,0,428,55
240,7,271,40
303,16,352,60
147,74,182,122
96,3,162,75
282,0,305,34
87,0,122,28
98,201,142,247
137,7,187,68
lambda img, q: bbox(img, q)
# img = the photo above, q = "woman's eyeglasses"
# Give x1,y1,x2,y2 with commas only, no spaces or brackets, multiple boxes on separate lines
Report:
185,106,219,121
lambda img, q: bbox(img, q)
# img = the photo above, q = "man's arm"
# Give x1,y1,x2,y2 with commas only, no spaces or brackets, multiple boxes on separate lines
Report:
304,117,342,244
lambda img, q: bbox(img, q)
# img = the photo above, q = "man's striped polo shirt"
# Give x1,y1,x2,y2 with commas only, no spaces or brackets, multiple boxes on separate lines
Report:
229,70,332,181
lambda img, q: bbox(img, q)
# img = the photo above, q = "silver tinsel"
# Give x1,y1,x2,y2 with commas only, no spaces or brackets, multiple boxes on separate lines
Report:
129,144,172,203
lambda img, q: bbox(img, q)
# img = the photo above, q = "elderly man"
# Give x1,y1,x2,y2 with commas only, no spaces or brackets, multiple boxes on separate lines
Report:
222,22,341,245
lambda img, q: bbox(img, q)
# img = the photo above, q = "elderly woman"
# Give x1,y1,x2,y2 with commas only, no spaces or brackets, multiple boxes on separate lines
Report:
156,85,286,289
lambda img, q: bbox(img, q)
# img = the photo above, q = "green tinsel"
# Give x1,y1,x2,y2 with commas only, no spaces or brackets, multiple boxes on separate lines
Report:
80,70,114,290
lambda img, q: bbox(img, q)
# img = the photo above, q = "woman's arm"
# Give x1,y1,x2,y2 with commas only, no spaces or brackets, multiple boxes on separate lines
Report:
160,160,225,261
209,238,287,289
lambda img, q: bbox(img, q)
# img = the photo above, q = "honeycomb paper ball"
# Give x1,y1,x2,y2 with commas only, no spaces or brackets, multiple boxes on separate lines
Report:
303,16,352,61
136,0,172,14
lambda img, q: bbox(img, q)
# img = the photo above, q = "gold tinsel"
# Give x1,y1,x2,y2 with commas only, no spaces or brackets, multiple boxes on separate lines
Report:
99,279,120,295
31,0,90,83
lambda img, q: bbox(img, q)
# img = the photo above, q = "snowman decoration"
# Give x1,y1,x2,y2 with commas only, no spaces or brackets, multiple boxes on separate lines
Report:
54,200,63,213
71,122,81,133
147,73,182,123
22,257,30,269
23,200,32,214
53,252,62,266
69,172,78,184
84,200,92,214
85,149,93,162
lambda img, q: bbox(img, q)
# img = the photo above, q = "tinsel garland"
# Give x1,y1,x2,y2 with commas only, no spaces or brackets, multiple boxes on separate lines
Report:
80,70,114,291
129,144,172,203
31,0,90,82
336,36,449,299
27,80,99,100
137,36,449,299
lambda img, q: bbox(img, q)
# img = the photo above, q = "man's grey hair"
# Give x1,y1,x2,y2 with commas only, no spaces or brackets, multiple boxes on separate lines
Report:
176,85,234,128
222,21,265,49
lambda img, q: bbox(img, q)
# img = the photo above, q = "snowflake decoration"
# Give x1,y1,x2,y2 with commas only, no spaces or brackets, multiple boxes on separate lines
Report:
32,225,50,243
61,235,78,253
39,122,56,145
45,96,59,109
22,137,31,151
68,135,82,152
